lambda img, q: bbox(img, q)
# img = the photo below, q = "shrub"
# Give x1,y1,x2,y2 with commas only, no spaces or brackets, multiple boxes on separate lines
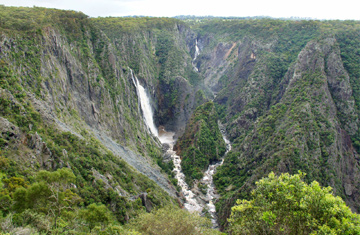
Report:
128,205,223,235
229,172,360,235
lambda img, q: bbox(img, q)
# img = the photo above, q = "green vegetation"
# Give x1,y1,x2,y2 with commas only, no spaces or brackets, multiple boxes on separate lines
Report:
0,7,177,234
92,17,184,37
81,203,112,232
0,5,88,34
0,98,173,222
2,5,360,234
128,205,224,235
194,18,360,229
229,172,360,234
176,102,226,184
336,30,360,151
0,167,219,234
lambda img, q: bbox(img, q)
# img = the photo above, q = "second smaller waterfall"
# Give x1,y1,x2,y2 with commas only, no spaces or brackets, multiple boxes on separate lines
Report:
192,39,200,72
194,39,200,61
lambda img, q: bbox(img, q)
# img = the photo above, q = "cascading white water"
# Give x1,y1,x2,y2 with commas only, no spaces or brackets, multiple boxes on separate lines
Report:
131,69,232,224
201,122,231,228
194,39,200,61
131,70,202,212
157,126,203,212
131,70,158,137
163,140,203,213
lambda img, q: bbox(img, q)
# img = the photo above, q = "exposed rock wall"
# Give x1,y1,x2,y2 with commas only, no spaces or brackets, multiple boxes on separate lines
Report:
0,17,185,198
212,37,360,229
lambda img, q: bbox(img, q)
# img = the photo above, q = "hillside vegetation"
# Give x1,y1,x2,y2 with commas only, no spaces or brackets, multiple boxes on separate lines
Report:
175,101,226,185
0,6,207,234
229,172,360,234
192,18,360,229
1,5,360,234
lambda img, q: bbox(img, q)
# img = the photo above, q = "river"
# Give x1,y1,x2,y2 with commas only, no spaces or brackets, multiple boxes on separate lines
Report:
132,68,231,228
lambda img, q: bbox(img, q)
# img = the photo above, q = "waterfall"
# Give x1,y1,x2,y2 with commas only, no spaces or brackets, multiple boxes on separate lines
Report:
131,70,158,137
130,69,202,212
193,39,200,72
131,70,197,211
130,69,232,225
194,39,200,61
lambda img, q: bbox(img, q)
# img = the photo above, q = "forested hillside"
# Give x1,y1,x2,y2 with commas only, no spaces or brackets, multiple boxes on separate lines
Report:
0,6,218,234
191,19,360,229
1,5,360,234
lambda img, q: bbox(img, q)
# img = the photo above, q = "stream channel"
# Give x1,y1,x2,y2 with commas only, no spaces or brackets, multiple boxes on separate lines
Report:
131,53,231,228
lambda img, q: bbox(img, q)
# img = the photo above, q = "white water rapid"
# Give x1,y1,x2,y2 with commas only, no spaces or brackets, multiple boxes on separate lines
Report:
158,122,232,226
160,133,204,213
201,122,231,228
131,69,232,227
131,69,203,212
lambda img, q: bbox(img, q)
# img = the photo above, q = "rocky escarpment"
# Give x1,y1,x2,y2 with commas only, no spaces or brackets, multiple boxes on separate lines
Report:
0,8,184,217
2,8,360,233
92,18,205,138
0,8,217,210
214,37,360,229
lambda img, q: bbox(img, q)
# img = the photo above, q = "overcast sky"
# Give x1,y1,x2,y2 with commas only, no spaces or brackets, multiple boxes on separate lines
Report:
0,0,358,20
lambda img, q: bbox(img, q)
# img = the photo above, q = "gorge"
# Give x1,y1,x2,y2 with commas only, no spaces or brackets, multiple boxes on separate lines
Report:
134,62,230,226
1,5,360,234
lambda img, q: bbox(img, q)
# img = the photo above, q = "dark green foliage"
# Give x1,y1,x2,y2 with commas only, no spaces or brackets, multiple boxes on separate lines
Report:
188,69,203,86
11,168,80,230
175,102,226,184
273,20,320,62
337,30,360,152
81,203,111,231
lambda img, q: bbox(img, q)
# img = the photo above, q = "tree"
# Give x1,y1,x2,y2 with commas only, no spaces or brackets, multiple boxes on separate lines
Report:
228,172,360,235
13,168,80,228
37,168,80,228
81,203,111,232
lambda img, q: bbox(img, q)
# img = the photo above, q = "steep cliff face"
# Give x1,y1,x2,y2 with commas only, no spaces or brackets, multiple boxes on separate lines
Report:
213,37,360,229
2,8,360,232
183,20,360,230
92,18,204,137
0,7,182,221
0,9,220,223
